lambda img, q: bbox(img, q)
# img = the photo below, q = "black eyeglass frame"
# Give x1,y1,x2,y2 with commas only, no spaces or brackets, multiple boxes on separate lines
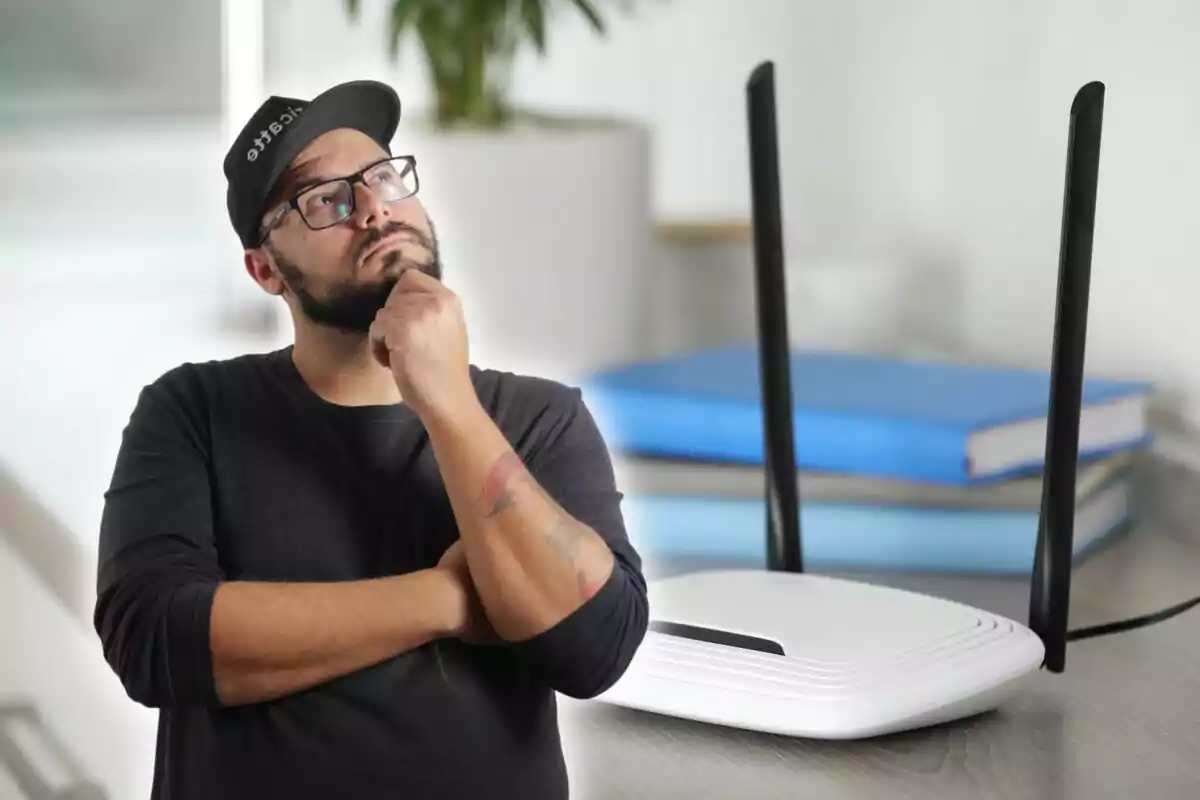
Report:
256,154,419,246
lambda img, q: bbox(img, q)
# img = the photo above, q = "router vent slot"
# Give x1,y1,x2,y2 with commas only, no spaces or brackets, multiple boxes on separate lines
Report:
648,620,785,655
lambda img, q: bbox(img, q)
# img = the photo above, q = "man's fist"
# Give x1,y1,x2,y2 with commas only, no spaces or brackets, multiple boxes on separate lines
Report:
436,540,501,646
368,268,473,419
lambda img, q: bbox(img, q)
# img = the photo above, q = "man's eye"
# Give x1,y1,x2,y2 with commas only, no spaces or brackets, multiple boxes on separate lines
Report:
305,193,337,210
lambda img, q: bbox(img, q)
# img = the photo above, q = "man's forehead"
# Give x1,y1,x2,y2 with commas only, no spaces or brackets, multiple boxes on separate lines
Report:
284,156,332,188
289,128,388,179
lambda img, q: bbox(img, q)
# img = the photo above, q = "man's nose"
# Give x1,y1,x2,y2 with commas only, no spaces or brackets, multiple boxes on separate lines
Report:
350,182,389,229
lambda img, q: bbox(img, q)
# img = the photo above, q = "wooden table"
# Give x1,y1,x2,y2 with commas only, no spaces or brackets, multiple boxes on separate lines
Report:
558,456,1200,799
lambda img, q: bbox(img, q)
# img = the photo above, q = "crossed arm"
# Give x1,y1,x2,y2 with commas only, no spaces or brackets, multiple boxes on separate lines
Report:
422,395,619,642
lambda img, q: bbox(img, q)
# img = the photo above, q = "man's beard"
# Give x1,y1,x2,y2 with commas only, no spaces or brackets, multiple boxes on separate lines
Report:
268,219,443,334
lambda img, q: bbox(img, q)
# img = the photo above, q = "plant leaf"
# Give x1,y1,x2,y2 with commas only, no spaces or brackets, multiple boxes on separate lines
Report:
520,0,547,54
344,0,362,22
568,0,606,35
387,0,425,61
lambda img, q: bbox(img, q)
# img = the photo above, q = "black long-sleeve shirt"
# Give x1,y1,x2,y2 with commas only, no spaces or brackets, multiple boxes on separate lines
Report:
93,346,649,800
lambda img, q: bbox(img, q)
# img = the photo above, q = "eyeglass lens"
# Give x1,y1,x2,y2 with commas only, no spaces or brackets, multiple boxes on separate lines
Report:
297,158,418,229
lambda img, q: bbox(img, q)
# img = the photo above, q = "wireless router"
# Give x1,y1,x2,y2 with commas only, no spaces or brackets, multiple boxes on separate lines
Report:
593,62,1106,739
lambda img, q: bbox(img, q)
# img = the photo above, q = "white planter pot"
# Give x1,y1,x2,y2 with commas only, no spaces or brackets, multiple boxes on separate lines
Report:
400,114,653,382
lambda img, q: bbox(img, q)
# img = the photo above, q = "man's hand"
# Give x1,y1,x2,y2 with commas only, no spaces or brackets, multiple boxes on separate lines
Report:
368,268,475,420
436,540,502,646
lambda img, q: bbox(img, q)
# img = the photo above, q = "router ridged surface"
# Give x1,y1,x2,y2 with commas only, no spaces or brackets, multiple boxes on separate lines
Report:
596,570,1045,739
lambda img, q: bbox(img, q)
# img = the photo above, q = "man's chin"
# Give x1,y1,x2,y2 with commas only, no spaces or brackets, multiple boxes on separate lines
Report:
376,249,441,282
292,260,442,333
293,284,393,335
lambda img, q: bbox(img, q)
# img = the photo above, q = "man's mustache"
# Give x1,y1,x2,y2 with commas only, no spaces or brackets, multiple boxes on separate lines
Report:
355,223,433,264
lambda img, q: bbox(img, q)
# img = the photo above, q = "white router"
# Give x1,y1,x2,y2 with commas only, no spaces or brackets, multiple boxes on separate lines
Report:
593,62,1107,740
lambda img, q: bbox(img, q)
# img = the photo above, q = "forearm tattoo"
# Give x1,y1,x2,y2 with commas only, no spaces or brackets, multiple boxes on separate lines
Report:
479,450,525,518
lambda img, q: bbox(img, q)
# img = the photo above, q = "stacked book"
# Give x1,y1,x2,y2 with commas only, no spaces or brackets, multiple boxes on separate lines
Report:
577,344,1154,575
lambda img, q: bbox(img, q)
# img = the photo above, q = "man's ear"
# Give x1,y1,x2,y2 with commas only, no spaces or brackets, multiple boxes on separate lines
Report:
244,247,285,296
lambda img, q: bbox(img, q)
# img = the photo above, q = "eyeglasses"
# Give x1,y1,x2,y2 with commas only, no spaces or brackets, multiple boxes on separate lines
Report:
257,155,419,244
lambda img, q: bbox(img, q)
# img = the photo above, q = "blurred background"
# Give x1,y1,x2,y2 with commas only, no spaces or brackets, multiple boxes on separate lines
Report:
2,1,1198,797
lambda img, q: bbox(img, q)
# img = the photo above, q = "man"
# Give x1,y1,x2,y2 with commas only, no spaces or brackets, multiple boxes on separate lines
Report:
93,79,649,799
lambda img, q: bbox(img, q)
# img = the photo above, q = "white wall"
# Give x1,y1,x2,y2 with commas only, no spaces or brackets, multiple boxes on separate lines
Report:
0,537,159,800
261,0,1200,429
0,0,223,121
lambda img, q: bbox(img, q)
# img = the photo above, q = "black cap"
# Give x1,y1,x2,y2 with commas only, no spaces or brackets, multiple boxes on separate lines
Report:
223,79,402,249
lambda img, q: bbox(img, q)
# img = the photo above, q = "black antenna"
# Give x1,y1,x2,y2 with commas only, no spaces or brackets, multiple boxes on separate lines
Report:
1029,81,1105,673
747,61,803,574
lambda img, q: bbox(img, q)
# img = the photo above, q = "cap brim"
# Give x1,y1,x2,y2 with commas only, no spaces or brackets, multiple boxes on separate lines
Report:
254,80,402,232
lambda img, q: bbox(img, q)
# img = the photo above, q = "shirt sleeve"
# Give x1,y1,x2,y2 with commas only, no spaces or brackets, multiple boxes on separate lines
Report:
509,384,650,699
93,367,225,709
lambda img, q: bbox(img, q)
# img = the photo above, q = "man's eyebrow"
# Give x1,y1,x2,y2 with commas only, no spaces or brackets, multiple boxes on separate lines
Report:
286,155,391,197
286,161,334,195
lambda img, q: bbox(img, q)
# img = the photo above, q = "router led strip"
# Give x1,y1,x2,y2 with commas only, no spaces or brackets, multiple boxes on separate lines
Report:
593,61,1200,740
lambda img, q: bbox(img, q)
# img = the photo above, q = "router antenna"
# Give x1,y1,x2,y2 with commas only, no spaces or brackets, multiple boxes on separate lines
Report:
1029,80,1105,673
747,61,803,574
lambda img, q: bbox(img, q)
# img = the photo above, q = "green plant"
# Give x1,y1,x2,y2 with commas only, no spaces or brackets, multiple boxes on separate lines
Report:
343,0,614,129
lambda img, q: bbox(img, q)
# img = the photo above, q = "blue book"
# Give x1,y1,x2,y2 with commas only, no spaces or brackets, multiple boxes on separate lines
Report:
620,473,1132,575
578,345,1152,484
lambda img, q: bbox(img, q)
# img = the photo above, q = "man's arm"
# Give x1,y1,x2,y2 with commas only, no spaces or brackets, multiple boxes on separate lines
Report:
205,571,460,706
423,395,615,640
94,373,469,709
421,382,649,697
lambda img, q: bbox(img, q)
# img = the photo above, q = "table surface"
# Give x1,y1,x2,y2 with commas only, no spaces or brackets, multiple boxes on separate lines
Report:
558,455,1200,800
